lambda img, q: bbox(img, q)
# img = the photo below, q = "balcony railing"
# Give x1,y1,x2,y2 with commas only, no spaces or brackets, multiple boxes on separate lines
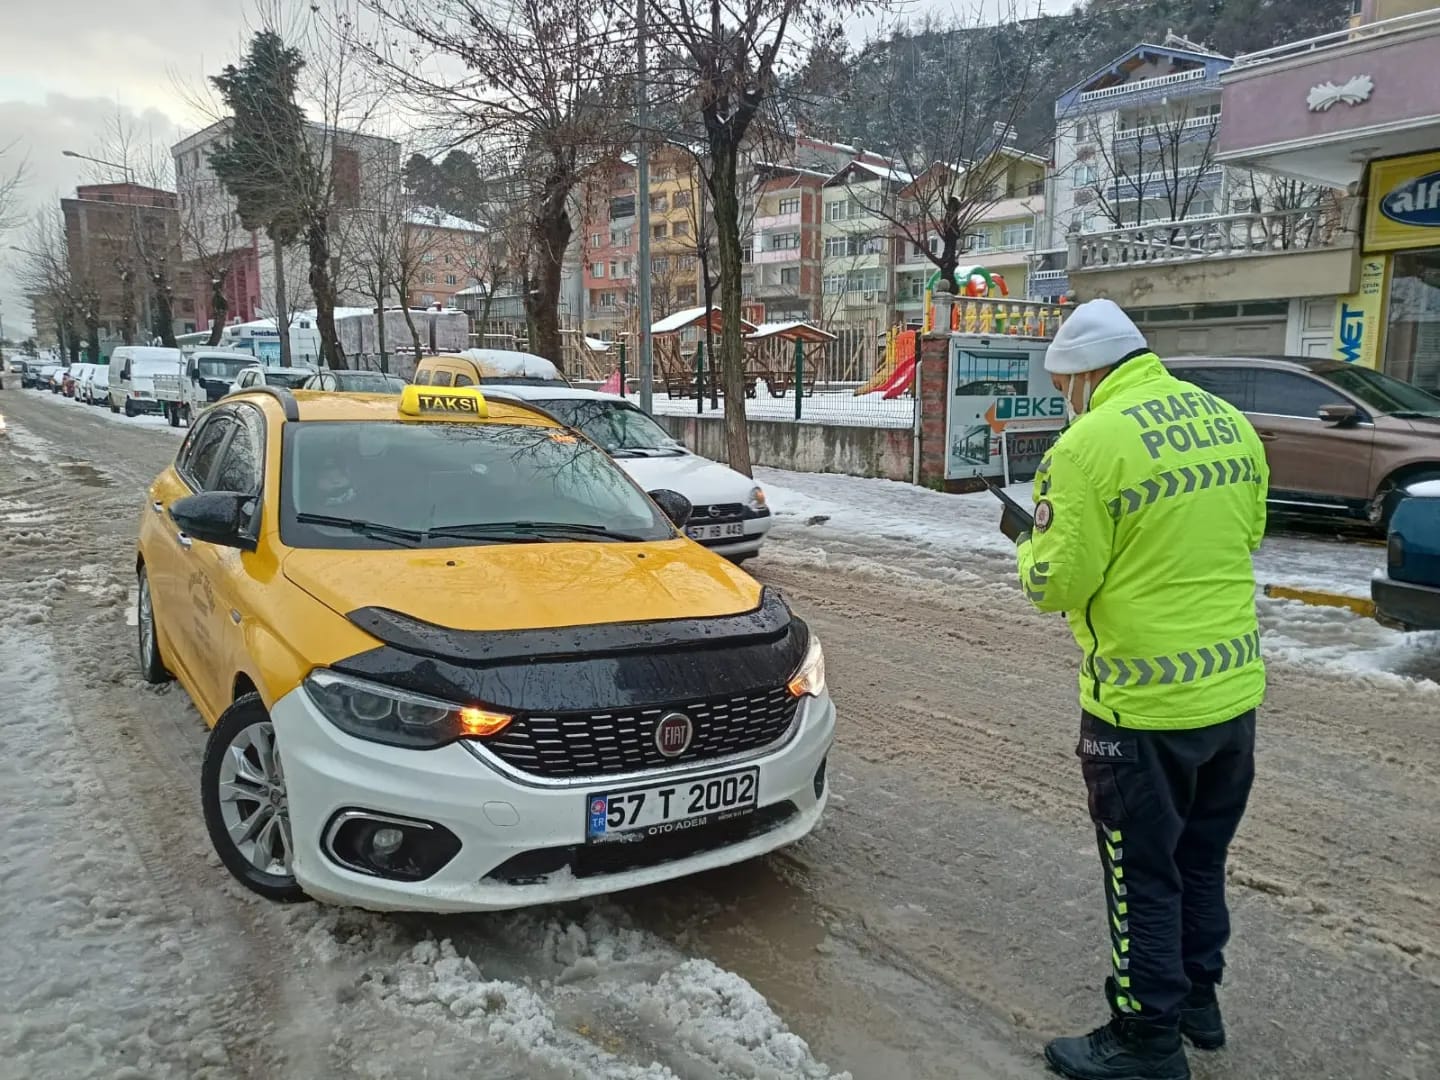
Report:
1230,6,1440,68
754,211,802,231
1073,205,1347,270
1079,67,1206,103
1028,269,1070,283
1115,113,1222,139
1112,164,1223,188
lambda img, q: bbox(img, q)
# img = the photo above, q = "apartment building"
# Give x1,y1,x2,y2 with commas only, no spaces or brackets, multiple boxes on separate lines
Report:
646,144,707,317
405,207,487,309
580,158,638,340
60,182,193,356
171,119,401,332
819,158,913,330
893,146,1048,324
741,165,827,323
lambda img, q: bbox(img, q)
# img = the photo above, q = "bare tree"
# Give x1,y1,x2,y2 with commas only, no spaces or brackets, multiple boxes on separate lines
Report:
1230,170,1345,250
854,8,1047,294
360,0,633,370
644,0,882,477
391,204,450,362
1081,100,1223,229
0,140,28,234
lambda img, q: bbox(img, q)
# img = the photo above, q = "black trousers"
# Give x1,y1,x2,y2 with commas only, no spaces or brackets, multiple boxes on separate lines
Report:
1077,709,1256,1026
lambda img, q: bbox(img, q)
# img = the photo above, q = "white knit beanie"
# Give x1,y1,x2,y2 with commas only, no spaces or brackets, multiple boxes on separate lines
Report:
1044,299,1148,375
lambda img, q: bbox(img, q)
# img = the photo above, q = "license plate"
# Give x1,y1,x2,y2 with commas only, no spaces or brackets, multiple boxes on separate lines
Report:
585,767,759,843
686,522,745,541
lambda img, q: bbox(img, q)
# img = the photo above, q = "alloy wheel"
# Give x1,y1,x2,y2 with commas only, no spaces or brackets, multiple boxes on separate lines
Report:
215,721,294,878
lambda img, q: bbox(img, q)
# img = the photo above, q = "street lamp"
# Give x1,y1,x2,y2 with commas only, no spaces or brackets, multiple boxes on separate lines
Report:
62,149,133,183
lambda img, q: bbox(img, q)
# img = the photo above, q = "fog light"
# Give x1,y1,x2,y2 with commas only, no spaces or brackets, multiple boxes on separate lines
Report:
371,827,404,858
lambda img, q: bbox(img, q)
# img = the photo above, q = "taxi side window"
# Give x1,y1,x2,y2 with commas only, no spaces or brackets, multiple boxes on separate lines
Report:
431,370,454,387
414,369,433,385
453,372,474,387
213,406,265,494
183,416,233,489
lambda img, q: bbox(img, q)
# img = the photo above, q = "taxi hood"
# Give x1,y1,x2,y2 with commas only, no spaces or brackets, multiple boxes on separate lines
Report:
281,539,767,643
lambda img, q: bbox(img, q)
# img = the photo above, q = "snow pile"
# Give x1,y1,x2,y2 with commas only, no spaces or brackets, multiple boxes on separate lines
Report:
457,348,561,381
1404,478,1440,498
623,959,850,1080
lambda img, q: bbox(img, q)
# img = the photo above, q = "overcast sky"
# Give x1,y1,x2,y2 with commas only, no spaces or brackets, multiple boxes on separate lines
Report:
0,0,1074,338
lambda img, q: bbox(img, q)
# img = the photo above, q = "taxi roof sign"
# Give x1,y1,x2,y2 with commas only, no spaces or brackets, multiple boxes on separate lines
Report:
399,385,489,419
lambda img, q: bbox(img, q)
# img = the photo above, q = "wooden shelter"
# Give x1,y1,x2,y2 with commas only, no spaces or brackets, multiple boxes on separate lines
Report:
649,307,758,398
744,321,837,398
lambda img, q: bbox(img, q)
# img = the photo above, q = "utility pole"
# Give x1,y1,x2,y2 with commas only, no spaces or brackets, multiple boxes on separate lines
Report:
635,0,654,413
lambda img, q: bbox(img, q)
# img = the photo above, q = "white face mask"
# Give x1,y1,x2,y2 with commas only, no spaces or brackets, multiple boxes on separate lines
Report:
1063,373,1094,423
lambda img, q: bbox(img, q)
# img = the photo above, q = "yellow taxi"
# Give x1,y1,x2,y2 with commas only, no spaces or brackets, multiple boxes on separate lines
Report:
135,384,832,911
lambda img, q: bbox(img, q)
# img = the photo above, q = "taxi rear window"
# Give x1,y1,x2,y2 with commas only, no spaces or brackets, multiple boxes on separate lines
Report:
279,421,672,550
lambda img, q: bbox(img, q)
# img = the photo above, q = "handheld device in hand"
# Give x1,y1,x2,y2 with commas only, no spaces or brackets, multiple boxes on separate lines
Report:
985,479,1034,541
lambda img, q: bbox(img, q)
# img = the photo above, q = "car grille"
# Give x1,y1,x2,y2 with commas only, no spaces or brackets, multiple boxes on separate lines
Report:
482,686,799,779
689,502,747,524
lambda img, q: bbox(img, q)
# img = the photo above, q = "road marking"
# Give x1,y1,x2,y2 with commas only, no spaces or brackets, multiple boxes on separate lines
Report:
1263,584,1376,619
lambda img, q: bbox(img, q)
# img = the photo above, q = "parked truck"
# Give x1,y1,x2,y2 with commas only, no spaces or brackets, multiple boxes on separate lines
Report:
152,348,257,426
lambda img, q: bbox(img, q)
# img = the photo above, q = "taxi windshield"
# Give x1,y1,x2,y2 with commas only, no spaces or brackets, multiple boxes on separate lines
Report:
281,420,673,549
532,399,683,457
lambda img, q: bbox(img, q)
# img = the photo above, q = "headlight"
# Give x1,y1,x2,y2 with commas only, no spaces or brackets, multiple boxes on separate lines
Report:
304,670,511,749
787,636,826,699
748,485,767,511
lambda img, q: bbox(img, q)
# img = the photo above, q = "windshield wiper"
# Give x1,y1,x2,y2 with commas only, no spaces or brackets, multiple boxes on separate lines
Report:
294,512,425,546
425,521,648,543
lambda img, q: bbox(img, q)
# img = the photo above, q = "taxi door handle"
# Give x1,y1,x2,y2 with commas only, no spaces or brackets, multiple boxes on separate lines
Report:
175,532,192,549
1256,431,1278,441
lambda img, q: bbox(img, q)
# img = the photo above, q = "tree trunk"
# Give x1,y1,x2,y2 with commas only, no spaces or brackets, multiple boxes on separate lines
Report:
151,271,178,348
84,311,101,363
400,302,423,370
308,218,345,369
206,268,229,347
119,268,137,346
706,136,752,478
273,240,293,368
525,165,573,371
375,303,388,374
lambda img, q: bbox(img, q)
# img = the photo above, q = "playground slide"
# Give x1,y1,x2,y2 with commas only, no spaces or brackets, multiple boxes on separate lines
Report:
855,354,901,395
878,354,917,399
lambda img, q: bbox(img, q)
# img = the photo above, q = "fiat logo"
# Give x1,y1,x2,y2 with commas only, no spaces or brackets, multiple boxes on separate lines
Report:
655,713,694,757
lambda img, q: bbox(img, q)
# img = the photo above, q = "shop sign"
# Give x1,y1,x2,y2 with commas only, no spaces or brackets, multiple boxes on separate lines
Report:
1332,256,1388,369
1365,152,1440,252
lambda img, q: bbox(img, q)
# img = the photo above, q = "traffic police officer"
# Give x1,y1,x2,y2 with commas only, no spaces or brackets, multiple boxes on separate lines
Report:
1015,300,1268,1080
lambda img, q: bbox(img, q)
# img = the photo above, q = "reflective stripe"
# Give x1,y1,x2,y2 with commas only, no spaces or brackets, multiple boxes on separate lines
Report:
1023,561,1050,604
1104,825,1137,1014
1107,456,1264,522
1093,629,1261,687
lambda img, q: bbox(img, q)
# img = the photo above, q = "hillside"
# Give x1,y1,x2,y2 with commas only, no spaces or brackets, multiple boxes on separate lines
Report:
798,0,1356,157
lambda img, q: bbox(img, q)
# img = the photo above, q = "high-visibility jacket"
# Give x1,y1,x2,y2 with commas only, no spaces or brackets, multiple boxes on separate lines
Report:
1016,352,1269,730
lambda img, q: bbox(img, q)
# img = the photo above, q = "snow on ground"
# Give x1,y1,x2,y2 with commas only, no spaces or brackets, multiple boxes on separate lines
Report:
753,467,1440,686
647,389,914,429
22,389,185,436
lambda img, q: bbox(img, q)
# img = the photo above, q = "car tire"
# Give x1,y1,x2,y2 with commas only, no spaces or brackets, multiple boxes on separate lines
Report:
1372,470,1440,528
110,399,120,414
201,693,307,904
124,400,136,417
136,566,171,684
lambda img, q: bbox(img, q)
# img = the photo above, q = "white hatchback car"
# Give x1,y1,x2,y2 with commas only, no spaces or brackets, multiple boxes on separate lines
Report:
484,385,775,562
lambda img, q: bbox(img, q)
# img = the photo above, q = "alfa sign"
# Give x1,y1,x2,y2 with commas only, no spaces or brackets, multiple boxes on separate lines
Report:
1365,151,1440,252
1332,257,1387,369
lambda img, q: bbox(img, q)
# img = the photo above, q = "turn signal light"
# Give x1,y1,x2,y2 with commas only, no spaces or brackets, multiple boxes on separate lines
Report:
459,706,512,737
787,638,826,699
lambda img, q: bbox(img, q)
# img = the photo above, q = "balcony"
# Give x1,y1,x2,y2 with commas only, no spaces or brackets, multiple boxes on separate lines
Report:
1068,203,1360,308
1216,7,1440,185
1079,67,1206,104
753,211,802,232
752,245,803,265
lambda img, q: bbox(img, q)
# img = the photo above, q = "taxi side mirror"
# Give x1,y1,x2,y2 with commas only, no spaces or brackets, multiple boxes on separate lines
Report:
170,491,257,551
648,488,693,529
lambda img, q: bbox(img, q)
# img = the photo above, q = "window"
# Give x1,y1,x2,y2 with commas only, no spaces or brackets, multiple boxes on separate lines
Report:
599,292,616,309
213,406,263,494
1000,222,1035,249
609,260,619,277
823,274,847,294
772,232,799,250
430,370,454,387
421,252,436,263
183,416,232,489
443,254,452,266
650,193,667,212
653,257,669,273
413,368,432,386
1173,366,1340,419
824,236,849,258
422,271,436,284
780,267,799,287
1074,164,1098,185
453,373,474,387
674,221,690,238
778,196,801,215
591,233,603,247
827,201,846,221
610,229,631,247
677,285,697,305
741,244,752,263
444,273,458,286
653,224,667,240
591,262,605,277
674,191,692,208
969,231,991,251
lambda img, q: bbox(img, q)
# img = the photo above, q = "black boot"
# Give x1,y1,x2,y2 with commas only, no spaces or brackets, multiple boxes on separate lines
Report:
1044,1017,1190,1080
1178,984,1225,1050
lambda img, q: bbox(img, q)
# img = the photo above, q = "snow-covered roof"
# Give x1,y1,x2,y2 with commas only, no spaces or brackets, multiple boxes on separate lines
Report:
747,320,836,343
650,306,757,336
454,348,561,381
407,206,486,233
582,336,612,352
825,158,915,188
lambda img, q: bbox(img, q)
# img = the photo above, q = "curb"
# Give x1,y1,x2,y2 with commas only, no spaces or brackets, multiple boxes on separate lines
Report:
1263,584,1375,619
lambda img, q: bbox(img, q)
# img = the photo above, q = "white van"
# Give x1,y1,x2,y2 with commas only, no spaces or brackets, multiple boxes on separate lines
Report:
84,364,110,406
109,346,185,417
